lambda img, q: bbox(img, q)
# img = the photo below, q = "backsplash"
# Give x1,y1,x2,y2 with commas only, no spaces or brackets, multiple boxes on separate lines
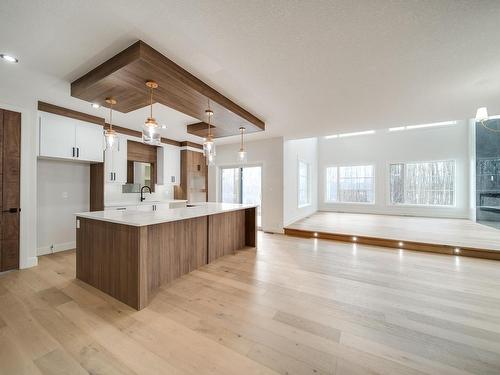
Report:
104,183,174,205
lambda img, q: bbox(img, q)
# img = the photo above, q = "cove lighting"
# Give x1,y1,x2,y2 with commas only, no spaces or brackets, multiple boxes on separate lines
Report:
338,130,376,138
389,127,405,132
0,54,18,63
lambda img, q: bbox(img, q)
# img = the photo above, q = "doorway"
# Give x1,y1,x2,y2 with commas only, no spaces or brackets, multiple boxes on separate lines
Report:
220,165,262,228
0,108,21,271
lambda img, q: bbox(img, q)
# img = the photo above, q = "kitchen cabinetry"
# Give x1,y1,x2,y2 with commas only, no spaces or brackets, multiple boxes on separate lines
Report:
39,112,103,162
174,150,207,202
157,144,180,185
104,136,127,183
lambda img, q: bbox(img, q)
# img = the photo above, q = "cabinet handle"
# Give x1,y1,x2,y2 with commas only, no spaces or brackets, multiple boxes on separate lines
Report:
76,148,80,158
113,172,116,181
72,147,75,157
2,208,20,213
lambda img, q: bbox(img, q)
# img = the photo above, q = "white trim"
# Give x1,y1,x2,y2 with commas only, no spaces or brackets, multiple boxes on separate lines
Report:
37,241,76,256
386,158,457,208
324,163,376,204
180,145,204,153
297,159,311,208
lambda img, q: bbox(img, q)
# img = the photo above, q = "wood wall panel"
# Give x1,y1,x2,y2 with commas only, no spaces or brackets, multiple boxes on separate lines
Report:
208,210,246,262
89,163,104,211
71,41,265,138
0,109,20,271
77,208,255,309
76,218,141,308
245,207,257,247
174,150,207,202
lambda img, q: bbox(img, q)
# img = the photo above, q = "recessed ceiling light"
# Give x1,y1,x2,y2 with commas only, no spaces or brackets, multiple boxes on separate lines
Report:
352,236,357,242
161,124,167,129
398,241,404,247
91,103,100,109
0,54,18,63
313,232,318,237
454,248,460,254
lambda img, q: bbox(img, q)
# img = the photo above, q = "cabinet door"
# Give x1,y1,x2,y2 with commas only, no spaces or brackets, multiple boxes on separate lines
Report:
39,112,76,159
158,144,180,185
75,122,104,162
104,147,114,182
112,137,127,183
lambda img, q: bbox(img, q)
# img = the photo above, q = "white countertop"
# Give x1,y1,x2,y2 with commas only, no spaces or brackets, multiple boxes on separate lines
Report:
105,199,187,208
76,202,257,227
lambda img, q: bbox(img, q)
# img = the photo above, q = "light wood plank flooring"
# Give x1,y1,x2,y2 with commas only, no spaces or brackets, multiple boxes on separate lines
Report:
1,232,500,374
287,212,500,252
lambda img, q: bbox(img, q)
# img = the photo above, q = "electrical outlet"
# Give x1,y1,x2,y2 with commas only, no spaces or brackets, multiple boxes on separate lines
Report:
50,244,54,253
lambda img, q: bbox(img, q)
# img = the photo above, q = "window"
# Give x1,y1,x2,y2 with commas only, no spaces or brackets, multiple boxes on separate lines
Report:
325,165,375,203
298,161,311,207
390,160,455,206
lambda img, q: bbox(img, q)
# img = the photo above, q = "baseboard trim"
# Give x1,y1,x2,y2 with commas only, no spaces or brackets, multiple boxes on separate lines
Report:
37,241,76,256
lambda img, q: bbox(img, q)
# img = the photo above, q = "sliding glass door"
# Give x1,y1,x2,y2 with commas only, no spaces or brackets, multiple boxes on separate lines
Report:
220,166,262,228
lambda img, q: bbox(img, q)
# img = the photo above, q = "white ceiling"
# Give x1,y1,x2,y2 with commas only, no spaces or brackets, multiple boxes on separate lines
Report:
1,0,500,144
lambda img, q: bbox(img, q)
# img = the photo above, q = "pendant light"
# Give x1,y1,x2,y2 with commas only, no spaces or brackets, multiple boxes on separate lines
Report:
104,98,118,150
203,99,216,165
237,127,247,164
143,80,161,145
475,107,500,132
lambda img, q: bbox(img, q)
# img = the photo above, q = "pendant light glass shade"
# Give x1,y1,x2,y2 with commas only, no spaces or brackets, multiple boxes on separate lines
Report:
143,81,160,144
475,107,488,123
203,102,216,165
104,98,119,151
237,126,247,164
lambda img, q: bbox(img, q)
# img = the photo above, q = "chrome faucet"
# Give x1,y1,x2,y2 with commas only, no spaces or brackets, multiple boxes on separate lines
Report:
140,185,152,202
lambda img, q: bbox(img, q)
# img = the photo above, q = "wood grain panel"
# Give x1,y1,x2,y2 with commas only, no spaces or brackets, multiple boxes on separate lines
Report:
245,207,257,247
208,210,246,262
1,109,20,271
71,40,265,138
127,140,157,163
174,149,207,202
179,141,203,150
89,163,104,211
39,101,181,146
38,101,105,125
76,218,141,309
143,217,207,307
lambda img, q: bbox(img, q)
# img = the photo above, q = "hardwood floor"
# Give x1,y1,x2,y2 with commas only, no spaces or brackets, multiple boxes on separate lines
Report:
287,212,500,252
1,232,500,374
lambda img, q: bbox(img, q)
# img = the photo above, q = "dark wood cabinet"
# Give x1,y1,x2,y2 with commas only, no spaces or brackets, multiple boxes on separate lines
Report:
174,150,207,202
0,109,21,271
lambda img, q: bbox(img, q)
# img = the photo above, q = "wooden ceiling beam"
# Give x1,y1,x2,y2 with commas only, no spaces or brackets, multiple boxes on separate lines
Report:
70,40,265,138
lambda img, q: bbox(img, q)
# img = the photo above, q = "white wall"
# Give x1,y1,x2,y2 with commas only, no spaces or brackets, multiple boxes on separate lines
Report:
283,138,318,226
318,122,470,218
208,137,284,233
37,159,90,255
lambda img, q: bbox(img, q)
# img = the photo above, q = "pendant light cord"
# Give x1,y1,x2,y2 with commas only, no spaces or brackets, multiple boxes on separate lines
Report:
150,86,153,118
109,101,113,131
481,120,500,133
240,128,244,151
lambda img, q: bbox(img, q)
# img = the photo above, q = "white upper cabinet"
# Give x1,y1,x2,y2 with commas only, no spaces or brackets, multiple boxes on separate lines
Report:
104,136,127,183
39,112,104,162
75,122,104,162
157,144,180,185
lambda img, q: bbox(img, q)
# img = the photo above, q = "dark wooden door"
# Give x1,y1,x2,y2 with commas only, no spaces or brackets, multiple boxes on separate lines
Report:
0,109,21,271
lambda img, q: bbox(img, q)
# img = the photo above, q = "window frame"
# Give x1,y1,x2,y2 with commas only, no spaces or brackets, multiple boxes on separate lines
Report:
297,159,312,208
324,163,376,205
386,158,457,208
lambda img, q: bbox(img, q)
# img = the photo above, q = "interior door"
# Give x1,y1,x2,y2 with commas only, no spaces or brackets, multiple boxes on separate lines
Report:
0,109,21,271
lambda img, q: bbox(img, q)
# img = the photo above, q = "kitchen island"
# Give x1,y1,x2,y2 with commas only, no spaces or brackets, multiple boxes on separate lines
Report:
75,203,257,310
